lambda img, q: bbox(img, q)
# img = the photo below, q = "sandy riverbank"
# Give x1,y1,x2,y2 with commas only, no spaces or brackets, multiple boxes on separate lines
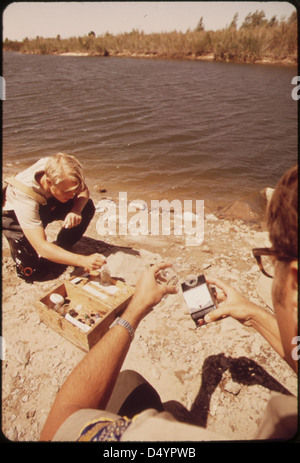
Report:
1,185,298,442
6,48,296,66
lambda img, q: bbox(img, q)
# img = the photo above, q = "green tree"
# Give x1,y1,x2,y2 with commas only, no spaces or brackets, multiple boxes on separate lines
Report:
241,10,267,28
267,15,278,27
195,17,205,32
229,13,239,30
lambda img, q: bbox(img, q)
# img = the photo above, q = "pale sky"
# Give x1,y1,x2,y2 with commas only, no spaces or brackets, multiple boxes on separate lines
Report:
2,1,297,41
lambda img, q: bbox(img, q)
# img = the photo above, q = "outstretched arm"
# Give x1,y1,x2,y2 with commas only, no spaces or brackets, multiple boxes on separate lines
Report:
40,263,177,441
205,277,284,359
22,226,106,272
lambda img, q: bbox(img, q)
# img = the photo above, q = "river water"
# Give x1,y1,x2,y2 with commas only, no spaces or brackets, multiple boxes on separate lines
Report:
2,52,298,208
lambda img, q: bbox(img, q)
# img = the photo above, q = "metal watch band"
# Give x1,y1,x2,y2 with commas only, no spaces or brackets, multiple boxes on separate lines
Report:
110,317,135,339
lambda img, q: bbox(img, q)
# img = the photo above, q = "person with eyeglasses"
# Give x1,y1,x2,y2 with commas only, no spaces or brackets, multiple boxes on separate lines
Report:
2,153,106,282
40,165,297,442
204,165,298,439
205,165,298,370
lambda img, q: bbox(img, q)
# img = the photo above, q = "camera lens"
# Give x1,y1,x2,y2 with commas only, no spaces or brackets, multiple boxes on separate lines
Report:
184,275,198,287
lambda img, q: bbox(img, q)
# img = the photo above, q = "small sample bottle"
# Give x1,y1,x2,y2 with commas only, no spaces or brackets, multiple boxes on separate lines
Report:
49,293,65,312
100,265,111,286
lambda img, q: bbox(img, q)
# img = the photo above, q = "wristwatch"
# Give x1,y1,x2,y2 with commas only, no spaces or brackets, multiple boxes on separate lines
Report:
109,317,135,340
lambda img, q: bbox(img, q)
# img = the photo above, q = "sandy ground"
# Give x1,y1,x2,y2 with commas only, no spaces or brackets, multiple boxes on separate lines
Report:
1,188,298,442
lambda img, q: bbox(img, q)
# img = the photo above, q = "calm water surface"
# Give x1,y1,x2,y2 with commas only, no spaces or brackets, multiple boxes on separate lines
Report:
2,52,298,206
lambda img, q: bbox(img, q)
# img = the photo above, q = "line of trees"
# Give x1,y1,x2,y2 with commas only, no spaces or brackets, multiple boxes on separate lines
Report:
3,10,297,64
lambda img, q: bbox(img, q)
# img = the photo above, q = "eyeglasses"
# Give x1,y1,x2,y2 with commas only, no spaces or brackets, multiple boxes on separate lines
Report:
252,248,297,279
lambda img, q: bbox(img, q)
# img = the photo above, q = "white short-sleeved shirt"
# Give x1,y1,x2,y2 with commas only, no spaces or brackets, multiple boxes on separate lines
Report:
3,157,53,229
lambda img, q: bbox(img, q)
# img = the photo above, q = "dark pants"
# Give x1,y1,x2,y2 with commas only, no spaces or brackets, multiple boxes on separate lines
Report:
2,197,95,282
105,370,164,418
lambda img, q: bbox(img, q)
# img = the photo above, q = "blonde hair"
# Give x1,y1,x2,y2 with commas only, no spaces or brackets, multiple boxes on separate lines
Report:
45,153,85,192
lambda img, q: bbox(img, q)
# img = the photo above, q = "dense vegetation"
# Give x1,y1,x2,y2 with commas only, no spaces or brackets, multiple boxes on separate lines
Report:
3,10,297,64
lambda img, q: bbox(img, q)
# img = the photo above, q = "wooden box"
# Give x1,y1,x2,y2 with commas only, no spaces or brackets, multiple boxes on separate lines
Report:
35,273,134,351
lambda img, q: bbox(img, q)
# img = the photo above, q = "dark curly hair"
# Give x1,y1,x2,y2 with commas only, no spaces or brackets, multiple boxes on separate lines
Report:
267,165,298,259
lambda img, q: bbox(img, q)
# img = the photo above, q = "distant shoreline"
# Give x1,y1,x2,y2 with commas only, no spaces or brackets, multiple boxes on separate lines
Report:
3,11,297,67
56,50,297,66
3,49,297,67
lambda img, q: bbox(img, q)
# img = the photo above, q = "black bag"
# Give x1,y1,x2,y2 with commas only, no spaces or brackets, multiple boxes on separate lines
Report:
2,177,47,281
6,235,41,281
2,211,41,281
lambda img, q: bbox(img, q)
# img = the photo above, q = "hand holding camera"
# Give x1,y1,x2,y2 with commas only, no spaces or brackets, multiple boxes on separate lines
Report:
203,277,262,327
154,260,218,327
181,274,218,327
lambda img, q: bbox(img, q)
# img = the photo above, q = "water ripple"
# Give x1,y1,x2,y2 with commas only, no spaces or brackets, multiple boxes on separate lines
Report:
3,52,297,202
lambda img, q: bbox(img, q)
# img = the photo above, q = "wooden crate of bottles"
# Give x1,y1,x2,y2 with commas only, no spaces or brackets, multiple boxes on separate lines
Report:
35,271,135,352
